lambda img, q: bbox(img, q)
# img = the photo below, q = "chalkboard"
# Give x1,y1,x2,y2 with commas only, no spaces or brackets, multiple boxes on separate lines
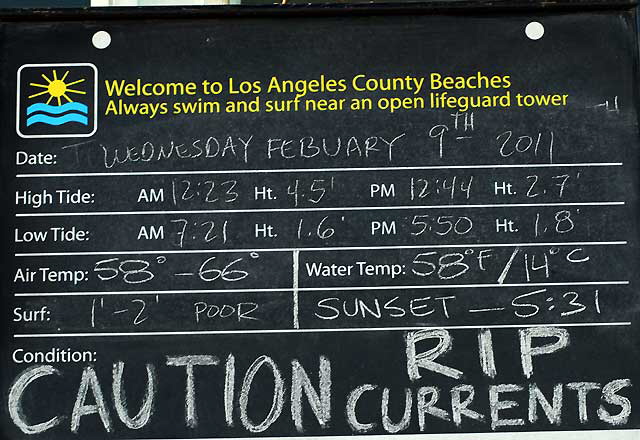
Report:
1,2,640,439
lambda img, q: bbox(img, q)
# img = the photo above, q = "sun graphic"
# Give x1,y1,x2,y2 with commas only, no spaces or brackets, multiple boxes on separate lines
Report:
28,69,86,106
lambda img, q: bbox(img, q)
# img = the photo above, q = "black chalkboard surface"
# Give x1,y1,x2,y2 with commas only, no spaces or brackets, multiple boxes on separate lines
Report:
1,2,640,439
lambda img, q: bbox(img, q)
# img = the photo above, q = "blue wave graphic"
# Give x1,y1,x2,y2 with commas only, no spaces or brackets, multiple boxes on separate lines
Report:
26,113,89,126
26,102,88,115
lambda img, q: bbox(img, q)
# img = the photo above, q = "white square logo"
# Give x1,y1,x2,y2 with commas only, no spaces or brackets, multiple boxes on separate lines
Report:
16,63,98,138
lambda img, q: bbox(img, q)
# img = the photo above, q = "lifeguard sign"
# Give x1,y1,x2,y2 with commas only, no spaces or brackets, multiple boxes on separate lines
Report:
0,1,639,439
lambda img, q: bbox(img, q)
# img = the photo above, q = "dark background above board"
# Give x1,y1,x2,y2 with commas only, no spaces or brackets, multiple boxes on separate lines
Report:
0,0,637,11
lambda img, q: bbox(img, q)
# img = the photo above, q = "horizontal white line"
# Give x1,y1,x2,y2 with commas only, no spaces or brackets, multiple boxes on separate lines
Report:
14,241,628,257
110,429,640,440
16,288,290,296
14,201,626,217
14,281,630,297
13,321,632,338
15,162,624,178
469,307,507,313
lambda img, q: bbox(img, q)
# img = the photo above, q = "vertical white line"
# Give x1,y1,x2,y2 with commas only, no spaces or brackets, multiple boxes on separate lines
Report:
293,250,300,329
497,247,520,284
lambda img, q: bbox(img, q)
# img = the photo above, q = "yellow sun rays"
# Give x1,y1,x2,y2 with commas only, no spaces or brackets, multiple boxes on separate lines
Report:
27,89,49,98
27,69,87,106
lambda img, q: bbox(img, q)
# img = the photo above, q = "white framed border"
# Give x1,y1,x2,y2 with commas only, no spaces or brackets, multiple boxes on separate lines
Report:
121,430,640,440
16,62,98,139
